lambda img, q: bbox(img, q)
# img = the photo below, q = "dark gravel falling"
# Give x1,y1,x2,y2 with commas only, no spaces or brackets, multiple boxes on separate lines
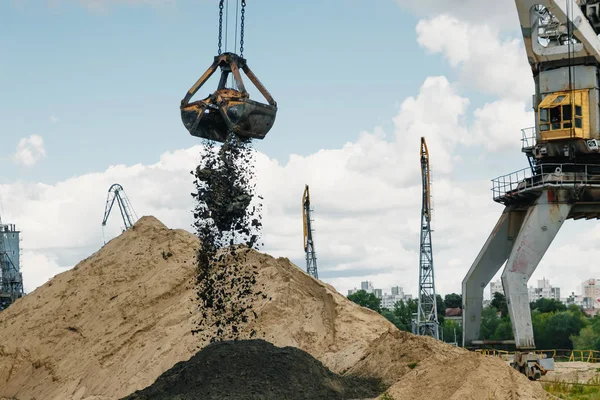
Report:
190,133,267,343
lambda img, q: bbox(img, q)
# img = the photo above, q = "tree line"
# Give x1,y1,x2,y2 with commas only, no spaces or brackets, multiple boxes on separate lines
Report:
347,289,600,350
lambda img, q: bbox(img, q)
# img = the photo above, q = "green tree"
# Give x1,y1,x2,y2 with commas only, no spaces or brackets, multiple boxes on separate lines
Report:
530,298,567,313
479,306,501,340
444,293,462,309
347,290,381,313
441,319,463,345
571,326,600,351
491,292,509,317
436,294,445,325
571,316,600,350
390,299,417,332
544,311,587,349
532,310,554,349
492,318,514,340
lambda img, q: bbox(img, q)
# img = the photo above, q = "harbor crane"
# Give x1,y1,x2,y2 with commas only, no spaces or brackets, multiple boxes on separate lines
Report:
417,137,439,339
102,184,138,243
463,0,600,380
302,185,319,279
180,0,277,143
0,214,23,311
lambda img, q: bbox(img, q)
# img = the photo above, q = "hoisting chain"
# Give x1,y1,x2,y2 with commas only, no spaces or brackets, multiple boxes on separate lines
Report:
218,0,224,55
240,0,246,57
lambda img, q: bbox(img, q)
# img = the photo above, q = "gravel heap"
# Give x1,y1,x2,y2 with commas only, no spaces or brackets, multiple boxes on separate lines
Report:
121,339,385,400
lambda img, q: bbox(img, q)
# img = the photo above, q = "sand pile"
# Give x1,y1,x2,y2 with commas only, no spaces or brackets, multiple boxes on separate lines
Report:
0,216,552,400
122,339,384,400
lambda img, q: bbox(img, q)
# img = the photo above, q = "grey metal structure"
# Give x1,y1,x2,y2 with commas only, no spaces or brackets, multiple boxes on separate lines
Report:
302,185,318,279
417,137,439,339
102,184,138,242
462,0,600,380
0,220,23,311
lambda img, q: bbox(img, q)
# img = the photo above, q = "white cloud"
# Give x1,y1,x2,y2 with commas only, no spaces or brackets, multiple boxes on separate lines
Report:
50,115,59,124
416,15,533,102
0,74,587,301
394,0,520,29
12,134,47,167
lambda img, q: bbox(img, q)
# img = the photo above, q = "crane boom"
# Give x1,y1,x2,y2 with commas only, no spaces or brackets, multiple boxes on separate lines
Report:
516,0,600,72
417,137,439,339
302,185,318,279
102,184,138,233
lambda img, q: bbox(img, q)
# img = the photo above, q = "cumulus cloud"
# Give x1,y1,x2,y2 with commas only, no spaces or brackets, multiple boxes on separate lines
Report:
12,134,47,167
416,15,533,102
394,0,520,29
1,74,583,300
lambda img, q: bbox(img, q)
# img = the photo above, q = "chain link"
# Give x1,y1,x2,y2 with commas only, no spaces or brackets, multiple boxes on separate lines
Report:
218,0,224,55
240,0,246,57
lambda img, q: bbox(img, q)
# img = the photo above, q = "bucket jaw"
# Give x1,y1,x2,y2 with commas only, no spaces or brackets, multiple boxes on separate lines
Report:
180,53,277,143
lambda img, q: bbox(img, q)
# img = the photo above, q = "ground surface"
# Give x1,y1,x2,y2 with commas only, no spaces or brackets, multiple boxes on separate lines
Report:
546,362,600,384
0,216,555,400
122,339,385,400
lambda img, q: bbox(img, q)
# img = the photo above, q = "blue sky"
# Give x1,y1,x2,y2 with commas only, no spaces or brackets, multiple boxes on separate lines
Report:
1,0,452,184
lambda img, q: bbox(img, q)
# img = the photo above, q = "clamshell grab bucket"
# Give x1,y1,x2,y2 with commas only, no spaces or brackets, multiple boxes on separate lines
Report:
180,53,277,143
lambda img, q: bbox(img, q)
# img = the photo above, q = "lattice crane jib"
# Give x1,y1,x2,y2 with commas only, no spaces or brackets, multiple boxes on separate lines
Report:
0,218,24,310
417,137,439,339
302,185,318,279
102,184,139,242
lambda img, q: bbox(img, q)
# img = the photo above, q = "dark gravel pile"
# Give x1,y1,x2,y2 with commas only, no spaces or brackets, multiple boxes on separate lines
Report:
121,339,386,400
190,133,266,343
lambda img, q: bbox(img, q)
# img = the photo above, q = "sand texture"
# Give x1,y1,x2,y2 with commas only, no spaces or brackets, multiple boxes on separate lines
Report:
0,216,553,400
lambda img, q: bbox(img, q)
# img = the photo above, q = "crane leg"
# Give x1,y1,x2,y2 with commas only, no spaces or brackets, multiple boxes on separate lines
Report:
462,207,526,347
501,189,572,349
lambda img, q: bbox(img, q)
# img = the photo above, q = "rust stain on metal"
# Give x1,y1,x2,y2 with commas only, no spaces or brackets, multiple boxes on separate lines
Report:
180,52,277,143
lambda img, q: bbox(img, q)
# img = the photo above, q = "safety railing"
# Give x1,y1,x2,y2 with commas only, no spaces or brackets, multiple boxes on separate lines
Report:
491,163,600,202
476,349,600,363
521,127,537,151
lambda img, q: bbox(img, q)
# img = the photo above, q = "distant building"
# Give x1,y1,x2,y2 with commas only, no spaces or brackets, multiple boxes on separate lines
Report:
582,278,600,309
490,280,504,298
361,281,374,292
346,282,413,310
528,278,560,302
562,292,584,307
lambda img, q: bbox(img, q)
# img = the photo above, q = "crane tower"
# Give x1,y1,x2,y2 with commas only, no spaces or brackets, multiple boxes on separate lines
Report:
102,184,138,242
462,0,600,380
302,185,318,279
417,137,439,339
0,217,24,311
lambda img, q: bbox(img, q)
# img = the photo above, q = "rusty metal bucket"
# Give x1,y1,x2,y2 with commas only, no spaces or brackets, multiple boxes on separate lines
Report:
180,53,277,143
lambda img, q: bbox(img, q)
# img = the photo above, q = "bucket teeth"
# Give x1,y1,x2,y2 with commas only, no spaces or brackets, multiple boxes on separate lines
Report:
180,53,277,143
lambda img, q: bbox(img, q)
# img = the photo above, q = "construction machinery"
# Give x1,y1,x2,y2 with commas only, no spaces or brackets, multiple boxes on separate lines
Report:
463,0,600,380
102,184,138,243
416,137,439,339
180,0,277,143
0,218,23,311
302,185,319,279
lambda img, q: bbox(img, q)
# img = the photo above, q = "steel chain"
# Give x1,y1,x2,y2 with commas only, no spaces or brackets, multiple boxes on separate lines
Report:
240,0,246,57
218,0,224,55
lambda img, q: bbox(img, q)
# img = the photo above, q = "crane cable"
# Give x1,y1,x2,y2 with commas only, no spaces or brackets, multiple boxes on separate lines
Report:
217,0,246,57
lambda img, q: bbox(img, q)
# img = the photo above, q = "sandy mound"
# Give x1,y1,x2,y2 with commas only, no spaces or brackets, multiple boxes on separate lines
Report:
0,216,552,400
382,350,554,400
545,361,600,383
122,339,384,400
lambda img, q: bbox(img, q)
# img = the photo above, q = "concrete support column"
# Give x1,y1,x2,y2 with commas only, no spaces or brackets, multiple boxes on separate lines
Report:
502,190,572,349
